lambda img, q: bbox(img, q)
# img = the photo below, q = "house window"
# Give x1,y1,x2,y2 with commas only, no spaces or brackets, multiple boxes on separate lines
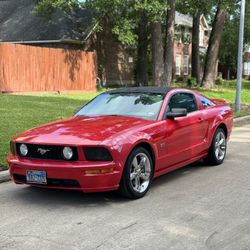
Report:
176,55,181,75
244,62,250,75
182,27,191,44
175,26,182,43
199,30,204,46
184,55,189,75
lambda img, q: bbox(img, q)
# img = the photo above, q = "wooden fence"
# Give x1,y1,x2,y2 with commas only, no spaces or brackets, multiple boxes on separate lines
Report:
0,43,97,92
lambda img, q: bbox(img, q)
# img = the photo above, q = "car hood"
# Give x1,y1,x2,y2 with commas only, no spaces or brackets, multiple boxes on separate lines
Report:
13,116,155,146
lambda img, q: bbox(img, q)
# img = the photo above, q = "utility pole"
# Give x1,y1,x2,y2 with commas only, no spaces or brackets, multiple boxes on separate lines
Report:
236,0,246,112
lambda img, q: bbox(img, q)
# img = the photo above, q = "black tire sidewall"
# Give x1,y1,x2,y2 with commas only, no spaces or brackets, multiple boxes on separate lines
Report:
211,128,227,165
122,147,154,199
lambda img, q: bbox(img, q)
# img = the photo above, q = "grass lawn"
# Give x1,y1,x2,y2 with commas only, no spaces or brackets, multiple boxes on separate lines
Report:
0,83,249,170
0,92,99,170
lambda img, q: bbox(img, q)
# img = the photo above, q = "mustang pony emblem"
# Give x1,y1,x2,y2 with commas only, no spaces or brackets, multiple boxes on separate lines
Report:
37,148,50,155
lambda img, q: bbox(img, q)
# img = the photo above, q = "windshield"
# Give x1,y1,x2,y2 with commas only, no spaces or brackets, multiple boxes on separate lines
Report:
76,92,165,120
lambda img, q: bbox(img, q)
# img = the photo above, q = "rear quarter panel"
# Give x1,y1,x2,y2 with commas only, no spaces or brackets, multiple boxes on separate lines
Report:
199,103,233,148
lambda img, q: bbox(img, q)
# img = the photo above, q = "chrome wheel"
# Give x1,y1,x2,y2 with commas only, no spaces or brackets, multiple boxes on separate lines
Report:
214,131,226,161
130,153,152,193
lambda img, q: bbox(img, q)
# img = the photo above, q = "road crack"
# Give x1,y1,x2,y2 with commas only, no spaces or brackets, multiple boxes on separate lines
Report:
94,222,138,249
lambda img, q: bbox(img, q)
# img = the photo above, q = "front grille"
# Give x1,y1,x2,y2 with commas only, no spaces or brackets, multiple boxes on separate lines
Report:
16,143,78,161
13,174,81,188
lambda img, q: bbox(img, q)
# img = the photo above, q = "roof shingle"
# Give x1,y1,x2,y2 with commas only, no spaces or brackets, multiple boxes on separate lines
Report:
0,0,94,42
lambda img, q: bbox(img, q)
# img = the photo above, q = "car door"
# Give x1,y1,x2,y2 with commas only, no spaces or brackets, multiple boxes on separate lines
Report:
160,92,205,168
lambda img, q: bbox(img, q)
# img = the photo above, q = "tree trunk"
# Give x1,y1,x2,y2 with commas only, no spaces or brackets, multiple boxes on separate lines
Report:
152,22,165,86
227,69,230,80
202,7,227,88
164,0,175,86
136,12,148,86
192,10,201,84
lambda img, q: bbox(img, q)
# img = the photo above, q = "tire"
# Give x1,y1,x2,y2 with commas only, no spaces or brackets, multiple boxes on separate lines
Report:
119,147,154,199
204,127,227,166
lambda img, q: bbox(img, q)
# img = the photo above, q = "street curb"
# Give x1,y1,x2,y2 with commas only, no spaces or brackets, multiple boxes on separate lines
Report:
234,115,250,127
0,170,11,183
0,115,249,184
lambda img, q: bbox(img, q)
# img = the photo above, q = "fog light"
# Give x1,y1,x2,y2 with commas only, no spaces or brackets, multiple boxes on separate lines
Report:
62,147,73,160
20,144,28,156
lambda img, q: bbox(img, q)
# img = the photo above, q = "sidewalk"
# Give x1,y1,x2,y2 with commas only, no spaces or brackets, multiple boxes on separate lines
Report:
0,170,10,183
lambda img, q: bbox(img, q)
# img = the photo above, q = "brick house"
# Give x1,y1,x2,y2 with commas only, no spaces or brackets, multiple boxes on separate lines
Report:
0,1,210,88
243,45,250,79
97,12,211,85
173,12,211,81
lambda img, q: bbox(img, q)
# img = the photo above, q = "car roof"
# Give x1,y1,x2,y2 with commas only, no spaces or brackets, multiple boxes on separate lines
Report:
106,86,172,95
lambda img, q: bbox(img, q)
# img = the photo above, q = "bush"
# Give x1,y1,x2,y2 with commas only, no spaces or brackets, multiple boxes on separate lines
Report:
187,76,197,87
215,77,224,86
176,76,184,82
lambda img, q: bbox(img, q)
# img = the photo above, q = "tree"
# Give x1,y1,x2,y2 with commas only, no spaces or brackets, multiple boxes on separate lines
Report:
151,21,165,86
35,0,167,86
136,1,166,86
202,0,240,87
202,6,227,87
219,17,239,79
164,0,175,85
176,0,212,84
191,10,202,83
34,0,78,15
219,1,250,79
136,11,149,86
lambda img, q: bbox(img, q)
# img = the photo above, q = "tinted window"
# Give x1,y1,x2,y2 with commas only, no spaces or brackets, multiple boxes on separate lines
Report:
200,96,214,108
168,93,198,113
76,93,165,120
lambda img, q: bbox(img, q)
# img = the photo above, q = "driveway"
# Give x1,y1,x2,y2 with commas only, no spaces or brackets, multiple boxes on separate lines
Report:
0,125,250,250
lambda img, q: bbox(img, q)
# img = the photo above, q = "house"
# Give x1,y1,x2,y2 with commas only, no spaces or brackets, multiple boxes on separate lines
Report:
0,1,210,91
173,12,211,81
0,0,98,92
243,45,250,79
98,11,211,85
0,0,134,90
0,0,94,48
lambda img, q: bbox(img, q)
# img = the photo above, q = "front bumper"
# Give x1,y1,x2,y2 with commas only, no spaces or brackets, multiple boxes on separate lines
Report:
7,155,121,192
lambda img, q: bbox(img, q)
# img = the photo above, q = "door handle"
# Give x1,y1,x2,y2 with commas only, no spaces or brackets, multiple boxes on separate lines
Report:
198,117,203,123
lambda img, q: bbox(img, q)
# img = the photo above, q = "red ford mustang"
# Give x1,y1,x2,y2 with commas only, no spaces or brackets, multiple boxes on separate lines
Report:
7,87,233,199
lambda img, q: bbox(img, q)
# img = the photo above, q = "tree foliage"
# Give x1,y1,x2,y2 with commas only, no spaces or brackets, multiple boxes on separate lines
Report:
35,0,166,46
34,0,249,87
219,0,250,73
85,0,166,46
176,0,212,16
34,0,78,16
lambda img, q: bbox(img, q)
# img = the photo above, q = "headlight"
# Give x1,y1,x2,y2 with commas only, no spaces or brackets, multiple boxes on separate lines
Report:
84,147,113,161
20,144,28,156
62,147,73,160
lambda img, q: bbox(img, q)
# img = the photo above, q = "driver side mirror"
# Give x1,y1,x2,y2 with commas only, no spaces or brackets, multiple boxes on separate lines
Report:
166,108,187,119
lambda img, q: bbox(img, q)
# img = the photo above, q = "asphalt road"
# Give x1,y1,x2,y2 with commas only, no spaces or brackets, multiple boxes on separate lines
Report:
0,125,250,250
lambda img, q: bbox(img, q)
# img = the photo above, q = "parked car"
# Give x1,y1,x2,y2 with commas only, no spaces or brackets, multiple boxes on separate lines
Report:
7,87,233,199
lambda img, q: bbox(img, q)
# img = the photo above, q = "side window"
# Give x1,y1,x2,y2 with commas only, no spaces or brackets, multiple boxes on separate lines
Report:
199,96,214,108
168,93,198,113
